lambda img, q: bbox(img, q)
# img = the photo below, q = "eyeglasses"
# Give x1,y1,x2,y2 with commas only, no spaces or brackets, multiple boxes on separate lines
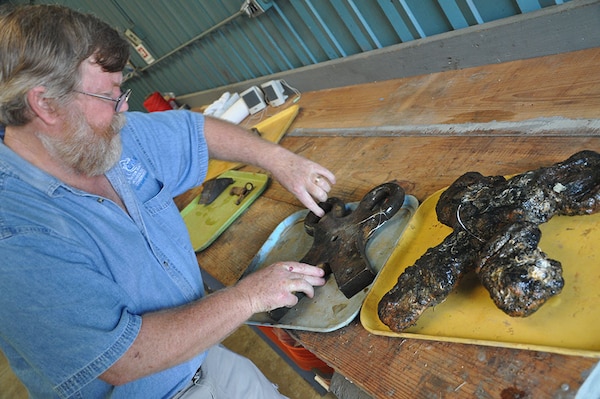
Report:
74,88,132,112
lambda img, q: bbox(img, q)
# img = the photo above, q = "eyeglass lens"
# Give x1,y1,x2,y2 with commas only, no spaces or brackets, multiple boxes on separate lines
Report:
116,89,132,112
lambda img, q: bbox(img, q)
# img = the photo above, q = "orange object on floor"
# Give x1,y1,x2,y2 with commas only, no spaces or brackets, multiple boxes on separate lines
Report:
257,326,334,375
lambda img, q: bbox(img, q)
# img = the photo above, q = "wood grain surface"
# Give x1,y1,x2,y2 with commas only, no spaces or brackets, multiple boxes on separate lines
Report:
180,47,600,398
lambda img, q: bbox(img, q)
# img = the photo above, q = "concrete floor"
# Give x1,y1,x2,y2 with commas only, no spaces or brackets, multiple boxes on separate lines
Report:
0,351,26,399
0,325,335,399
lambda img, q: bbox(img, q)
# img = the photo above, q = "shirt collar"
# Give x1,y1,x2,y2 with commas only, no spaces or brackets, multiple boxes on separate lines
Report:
0,136,108,198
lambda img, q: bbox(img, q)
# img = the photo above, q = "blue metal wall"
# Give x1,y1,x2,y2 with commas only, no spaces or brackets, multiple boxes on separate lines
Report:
5,0,571,110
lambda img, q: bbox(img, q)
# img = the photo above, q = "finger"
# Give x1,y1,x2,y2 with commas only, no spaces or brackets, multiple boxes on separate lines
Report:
296,191,325,217
283,262,325,277
287,271,325,285
309,206,325,217
313,176,331,194
315,167,336,186
303,177,330,214
312,173,333,191
288,279,317,299
289,274,326,296
313,187,328,203
302,275,326,287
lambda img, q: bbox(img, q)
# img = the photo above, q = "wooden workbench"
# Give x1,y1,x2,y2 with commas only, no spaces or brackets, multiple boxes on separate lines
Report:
179,47,600,398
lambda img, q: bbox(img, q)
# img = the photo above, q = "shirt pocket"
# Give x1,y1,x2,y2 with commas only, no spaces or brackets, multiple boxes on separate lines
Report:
142,178,194,250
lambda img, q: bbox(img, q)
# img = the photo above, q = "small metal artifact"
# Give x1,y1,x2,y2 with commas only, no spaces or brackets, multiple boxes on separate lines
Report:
198,177,235,205
230,182,255,205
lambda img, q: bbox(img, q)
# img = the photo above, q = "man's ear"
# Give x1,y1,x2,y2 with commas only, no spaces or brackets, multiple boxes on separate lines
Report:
27,86,60,125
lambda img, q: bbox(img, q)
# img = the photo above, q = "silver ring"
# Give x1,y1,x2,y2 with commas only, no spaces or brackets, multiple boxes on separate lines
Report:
314,175,321,184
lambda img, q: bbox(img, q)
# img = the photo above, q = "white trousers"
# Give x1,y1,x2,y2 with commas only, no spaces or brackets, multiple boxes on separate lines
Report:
173,344,289,399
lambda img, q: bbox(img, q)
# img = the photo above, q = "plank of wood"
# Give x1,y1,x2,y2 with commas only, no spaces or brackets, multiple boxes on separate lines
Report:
190,48,600,399
288,47,600,130
274,135,600,203
196,135,599,399
295,319,597,399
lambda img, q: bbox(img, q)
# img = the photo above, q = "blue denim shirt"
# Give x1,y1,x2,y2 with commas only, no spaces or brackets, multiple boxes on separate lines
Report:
0,111,210,398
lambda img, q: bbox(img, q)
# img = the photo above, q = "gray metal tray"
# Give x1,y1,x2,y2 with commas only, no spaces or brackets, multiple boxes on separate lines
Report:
244,194,419,332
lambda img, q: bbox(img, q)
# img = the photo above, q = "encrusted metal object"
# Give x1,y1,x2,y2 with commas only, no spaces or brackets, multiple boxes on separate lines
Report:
301,181,406,298
268,181,405,321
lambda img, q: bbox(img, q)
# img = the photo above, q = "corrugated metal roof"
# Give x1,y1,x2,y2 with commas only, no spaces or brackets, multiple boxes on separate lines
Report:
4,0,570,110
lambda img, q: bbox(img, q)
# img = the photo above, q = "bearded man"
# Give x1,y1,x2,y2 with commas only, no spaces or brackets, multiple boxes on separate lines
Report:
0,4,335,398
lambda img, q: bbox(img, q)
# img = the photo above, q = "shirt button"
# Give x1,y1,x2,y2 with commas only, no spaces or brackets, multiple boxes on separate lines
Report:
163,261,169,269
97,198,104,203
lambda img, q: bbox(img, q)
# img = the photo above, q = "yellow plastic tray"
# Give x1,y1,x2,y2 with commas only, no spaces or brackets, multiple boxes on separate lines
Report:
204,105,299,181
181,170,269,252
361,188,600,357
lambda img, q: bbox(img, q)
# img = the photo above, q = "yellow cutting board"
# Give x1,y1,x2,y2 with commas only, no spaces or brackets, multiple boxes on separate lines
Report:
181,170,270,251
361,187,600,357
204,105,299,181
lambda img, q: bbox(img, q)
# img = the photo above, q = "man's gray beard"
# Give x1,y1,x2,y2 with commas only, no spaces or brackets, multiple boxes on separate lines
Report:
37,112,126,176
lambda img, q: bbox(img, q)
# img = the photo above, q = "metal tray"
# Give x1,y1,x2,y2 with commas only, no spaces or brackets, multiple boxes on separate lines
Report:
244,195,419,332
361,188,600,357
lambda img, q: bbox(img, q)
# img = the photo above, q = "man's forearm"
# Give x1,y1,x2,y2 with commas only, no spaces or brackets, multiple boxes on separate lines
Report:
100,286,254,386
203,115,283,169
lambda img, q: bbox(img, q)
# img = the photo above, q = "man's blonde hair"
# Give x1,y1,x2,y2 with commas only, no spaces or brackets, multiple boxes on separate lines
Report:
0,4,130,126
